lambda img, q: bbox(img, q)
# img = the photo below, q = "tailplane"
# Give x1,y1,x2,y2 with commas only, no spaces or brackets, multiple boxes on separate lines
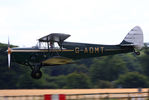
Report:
120,26,144,50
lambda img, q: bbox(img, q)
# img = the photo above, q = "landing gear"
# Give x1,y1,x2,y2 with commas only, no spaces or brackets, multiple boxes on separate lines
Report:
134,51,140,55
31,70,42,79
134,49,140,55
29,64,42,79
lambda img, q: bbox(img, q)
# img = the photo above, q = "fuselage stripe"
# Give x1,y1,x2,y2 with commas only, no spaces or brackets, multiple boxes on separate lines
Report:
11,49,74,52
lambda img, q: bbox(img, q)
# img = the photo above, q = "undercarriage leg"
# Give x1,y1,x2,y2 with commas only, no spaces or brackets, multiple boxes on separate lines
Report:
30,64,42,79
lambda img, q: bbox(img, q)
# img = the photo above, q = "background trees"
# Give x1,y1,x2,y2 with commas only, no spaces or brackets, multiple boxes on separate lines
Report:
65,72,91,88
90,55,127,82
115,72,149,88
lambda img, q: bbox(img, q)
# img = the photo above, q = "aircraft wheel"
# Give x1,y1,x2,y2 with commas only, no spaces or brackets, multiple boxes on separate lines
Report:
135,51,140,55
31,70,42,79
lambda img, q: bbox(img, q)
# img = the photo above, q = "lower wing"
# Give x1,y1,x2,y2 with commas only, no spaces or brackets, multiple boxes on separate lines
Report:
42,56,74,66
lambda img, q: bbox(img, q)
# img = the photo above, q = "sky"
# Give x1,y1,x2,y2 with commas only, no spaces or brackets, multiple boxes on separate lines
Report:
0,0,149,47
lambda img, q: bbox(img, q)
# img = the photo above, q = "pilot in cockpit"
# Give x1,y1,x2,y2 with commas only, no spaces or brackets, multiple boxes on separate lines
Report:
49,41,54,49
49,41,60,49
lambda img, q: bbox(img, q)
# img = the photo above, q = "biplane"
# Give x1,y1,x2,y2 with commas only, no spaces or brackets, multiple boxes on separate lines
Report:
7,26,144,79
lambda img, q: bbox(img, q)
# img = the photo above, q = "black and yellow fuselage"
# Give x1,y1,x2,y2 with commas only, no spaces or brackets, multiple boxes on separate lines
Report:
11,42,134,66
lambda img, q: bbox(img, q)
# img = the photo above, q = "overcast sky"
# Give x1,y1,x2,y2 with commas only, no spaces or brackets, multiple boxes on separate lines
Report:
0,0,149,47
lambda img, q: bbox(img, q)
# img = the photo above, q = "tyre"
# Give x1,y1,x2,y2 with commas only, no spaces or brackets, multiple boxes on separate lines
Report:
31,70,42,79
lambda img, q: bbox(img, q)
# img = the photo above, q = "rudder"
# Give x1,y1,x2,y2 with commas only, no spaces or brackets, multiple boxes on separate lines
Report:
120,26,144,50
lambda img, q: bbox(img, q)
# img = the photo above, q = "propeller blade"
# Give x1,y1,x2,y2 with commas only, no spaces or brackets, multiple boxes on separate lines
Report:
8,38,11,69
8,53,11,69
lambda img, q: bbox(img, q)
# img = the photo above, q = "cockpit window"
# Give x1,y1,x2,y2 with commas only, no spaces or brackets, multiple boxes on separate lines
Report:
36,42,60,49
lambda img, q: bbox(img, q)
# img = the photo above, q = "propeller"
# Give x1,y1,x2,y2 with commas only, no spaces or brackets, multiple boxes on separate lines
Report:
8,38,11,69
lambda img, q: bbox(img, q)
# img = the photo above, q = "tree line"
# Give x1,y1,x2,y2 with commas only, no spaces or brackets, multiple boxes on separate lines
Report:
0,43,149,89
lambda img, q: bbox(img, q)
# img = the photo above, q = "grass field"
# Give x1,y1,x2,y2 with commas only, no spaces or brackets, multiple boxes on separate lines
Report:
0,88,148,96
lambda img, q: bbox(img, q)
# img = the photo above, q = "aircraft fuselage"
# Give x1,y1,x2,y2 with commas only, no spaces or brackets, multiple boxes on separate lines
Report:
11,42,134,66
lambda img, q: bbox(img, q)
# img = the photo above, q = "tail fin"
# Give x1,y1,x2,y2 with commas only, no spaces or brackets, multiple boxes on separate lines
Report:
120,26,144,50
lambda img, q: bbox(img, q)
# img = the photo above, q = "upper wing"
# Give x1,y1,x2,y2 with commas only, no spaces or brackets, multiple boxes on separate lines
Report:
38,33,71,42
